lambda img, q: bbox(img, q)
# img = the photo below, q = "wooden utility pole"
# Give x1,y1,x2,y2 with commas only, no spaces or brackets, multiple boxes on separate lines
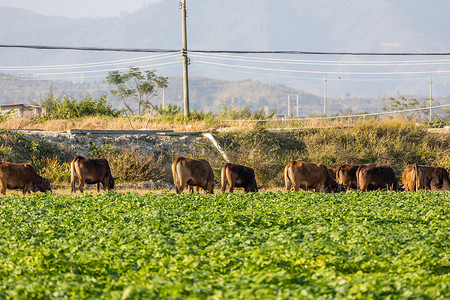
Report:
296,94,299,117
181,0,189,118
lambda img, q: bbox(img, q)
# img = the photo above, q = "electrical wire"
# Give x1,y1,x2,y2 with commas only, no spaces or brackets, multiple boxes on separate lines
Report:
190,52,450,66
0,53,180,71
193,59,450,76
193,62,450,82
2,44,450,56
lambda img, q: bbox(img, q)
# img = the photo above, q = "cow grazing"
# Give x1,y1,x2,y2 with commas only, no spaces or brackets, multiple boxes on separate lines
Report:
70,156,115,193
0,161,51,195
356,165,400,192
336,164,375,190
402,164,450,191
284,161,343,193
172,157,215,194
221,163,258,193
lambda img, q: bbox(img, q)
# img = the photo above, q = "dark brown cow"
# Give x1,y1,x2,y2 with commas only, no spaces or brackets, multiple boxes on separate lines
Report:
0,161,51,195
402,164,450,191
284,161,343,193
70,156,115,193
336,164,375,190
356,165,400,192
172,157,215,194
221,163,258,193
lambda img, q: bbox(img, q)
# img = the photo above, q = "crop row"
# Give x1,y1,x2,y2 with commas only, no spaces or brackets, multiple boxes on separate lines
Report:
0,191,448,299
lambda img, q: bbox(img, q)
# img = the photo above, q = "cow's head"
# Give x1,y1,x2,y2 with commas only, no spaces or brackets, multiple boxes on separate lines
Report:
108,176,116,190
328,183,345,193
35,177,52,193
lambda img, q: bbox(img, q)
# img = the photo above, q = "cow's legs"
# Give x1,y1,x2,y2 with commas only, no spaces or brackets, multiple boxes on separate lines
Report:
0,180,6,195
228,178,234,193
205,181,214,194
78,181,85,193
176,179,187,194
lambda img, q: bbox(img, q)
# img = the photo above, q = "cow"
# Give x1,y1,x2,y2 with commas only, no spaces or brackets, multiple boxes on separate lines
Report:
336,164,375,190
284,161,343,193
221,163,258,193
0,161,51,195
172,157,215,194
70,156,115,193
356,165,400,192
402,164,450,191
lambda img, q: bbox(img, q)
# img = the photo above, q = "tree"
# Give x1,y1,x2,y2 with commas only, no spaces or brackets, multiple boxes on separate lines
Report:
382,97,431,119
106,67,168,115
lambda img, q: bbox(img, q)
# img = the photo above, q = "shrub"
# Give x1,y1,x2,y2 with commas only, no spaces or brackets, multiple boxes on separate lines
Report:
39,94,121,120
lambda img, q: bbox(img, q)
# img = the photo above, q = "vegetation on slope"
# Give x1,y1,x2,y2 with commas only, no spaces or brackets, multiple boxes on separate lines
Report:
0,118,447,188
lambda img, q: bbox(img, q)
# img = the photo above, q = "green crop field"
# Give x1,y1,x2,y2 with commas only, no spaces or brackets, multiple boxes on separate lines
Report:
0,191,448,299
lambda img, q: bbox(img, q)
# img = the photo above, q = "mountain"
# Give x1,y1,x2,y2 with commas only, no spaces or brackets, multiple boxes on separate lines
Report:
0,0,449,110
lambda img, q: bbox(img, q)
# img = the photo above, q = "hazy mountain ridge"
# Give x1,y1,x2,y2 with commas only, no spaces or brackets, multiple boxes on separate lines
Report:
0,0,449,110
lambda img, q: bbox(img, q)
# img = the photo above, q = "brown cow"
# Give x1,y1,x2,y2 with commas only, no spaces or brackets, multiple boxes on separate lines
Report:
172,157,215,194
284,161,343,193
402,164,450,191
356,165,400,192
336,164,375,190
221,163,258,193
0,161,51,195
70,156,115,193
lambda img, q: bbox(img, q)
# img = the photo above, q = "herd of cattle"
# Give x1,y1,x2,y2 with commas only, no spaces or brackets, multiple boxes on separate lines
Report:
0,155,448,196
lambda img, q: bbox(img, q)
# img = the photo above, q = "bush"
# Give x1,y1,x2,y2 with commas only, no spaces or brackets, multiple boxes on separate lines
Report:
39,94,121,120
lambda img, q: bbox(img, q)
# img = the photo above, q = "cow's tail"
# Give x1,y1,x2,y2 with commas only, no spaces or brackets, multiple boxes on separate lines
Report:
221,165,227,192
413,163,420,191
171,160,180,193
356,166,363,191
284,163,292,191
70,156,81,194
336,166,343,185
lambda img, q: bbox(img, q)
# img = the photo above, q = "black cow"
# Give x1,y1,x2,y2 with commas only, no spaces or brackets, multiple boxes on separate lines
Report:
357,165,401,192
221,163,258,193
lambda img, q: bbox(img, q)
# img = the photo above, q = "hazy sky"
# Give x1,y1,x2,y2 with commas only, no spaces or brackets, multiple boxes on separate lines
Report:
0,0,161,18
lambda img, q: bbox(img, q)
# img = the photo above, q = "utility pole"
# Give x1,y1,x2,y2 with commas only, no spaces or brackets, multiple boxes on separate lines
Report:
181,0,189,118
429,78,433,121
287,95,290,118
296,94,299,117
162,87,166,109
323,75,327,115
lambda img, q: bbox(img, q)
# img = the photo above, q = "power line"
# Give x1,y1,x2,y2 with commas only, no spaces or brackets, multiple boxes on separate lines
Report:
2,44,450,56
194,60,450,76
0,53,179,71
190,52,450,66
0,44,180,53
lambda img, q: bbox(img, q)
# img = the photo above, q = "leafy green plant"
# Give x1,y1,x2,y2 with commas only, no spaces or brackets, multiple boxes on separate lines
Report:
39,94,121,120
30,156,70,184
0,191,448,299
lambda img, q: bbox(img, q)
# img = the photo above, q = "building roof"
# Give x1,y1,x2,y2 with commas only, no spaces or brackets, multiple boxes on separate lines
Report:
0,103,41,108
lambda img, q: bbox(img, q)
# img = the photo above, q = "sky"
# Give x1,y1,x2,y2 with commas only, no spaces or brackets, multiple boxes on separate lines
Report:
0,0,161,18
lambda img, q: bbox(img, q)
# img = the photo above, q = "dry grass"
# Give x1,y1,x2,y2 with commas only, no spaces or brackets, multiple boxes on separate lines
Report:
0,116,225,132
0,115,359,132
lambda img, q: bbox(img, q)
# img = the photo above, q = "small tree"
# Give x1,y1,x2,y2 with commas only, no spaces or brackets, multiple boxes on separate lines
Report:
383,97,431,119
106,67,168,115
